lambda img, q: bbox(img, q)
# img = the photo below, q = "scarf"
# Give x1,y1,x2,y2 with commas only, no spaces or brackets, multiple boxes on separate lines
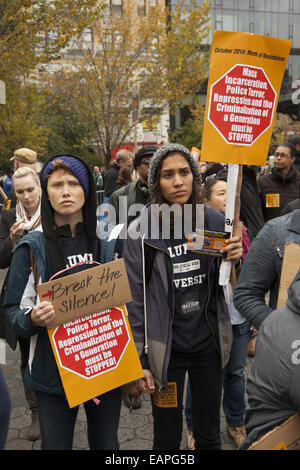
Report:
16,201,42,232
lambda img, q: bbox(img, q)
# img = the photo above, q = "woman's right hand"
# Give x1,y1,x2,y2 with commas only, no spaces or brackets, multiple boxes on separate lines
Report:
123,369,155,396
10,220,25,247
31,301,55,327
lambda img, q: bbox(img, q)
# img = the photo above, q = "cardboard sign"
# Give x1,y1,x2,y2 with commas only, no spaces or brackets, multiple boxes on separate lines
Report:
48,304,144,408
37,259,132,328
201,31,291,166
277,243,300,308
248,413,300,450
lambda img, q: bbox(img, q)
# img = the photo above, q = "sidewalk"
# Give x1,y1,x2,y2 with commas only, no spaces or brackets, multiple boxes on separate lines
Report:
2,344,252,451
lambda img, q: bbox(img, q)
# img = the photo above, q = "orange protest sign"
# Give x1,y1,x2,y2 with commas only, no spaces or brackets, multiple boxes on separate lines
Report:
201,31,291,166
48,304,143,408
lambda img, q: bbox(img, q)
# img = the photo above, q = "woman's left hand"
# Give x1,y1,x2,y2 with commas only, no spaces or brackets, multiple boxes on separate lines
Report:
221,235,243,261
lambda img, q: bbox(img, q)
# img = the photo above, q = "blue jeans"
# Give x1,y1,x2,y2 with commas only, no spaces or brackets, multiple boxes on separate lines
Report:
223,321,251,426
35,387,122,450
152,348,223,450
0,367,11,450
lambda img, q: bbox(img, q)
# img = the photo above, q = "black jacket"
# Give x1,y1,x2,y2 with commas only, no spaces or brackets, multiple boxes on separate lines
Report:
240,166,265,240
257,167,300,222
103,163,120,198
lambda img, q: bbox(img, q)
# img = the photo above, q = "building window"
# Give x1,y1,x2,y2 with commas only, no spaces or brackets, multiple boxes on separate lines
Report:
111,0,123,15
289,0,294,10
142,109,160,132
289,24,293,40
81,27,93,49
138,0,146,16
250,22,254,33
249,0,254,9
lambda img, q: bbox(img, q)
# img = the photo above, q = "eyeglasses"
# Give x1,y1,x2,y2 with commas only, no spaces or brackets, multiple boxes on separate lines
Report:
274,152,291,159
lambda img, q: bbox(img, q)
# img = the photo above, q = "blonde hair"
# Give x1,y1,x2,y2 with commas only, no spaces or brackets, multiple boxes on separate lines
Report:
12,166,40,186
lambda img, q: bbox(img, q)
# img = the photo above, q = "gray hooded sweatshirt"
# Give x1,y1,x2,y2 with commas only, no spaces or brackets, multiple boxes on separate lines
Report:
240,268,300,449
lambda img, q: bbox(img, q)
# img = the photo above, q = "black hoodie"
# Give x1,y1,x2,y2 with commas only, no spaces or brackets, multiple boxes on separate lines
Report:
40,154,99,277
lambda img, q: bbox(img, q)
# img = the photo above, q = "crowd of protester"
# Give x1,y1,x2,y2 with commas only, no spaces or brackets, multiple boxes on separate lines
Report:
0,136,300,451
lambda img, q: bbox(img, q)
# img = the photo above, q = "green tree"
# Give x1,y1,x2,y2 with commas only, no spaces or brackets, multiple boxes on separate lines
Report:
170,103,205,150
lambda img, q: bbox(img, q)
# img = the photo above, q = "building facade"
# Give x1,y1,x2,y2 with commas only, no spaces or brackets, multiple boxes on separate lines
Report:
169,0,300,128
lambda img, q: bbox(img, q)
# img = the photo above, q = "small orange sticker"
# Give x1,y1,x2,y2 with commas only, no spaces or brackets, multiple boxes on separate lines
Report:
266,194,280,208
152,382,178,408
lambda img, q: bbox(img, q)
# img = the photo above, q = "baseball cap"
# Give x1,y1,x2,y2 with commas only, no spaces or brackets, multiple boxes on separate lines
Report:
10,148,37,164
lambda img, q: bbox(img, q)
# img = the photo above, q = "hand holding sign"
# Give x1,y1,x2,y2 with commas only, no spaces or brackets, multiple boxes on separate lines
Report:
31,301,55,327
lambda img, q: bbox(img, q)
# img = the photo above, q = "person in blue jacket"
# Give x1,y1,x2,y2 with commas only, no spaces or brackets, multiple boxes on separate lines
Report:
3,154,122,450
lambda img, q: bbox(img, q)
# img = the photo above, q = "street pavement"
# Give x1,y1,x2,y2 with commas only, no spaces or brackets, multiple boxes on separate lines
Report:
1,342,252,451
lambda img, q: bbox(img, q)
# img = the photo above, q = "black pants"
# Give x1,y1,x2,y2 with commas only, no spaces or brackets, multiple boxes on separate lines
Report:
152,348,223,450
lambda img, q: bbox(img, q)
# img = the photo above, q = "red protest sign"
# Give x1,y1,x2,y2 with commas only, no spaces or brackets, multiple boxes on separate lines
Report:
51,307,130,379
48,305,143,408
208,64,276,146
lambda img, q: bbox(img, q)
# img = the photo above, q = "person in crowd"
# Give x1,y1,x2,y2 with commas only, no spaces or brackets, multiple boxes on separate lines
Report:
185,176,251,449
233,208,300,331
239,269,300,449
103,149,133,198
0,166,42,441
6,148,38,210
257,142,300,223
109,145,157,228
93,166,103,190
109,145,157,411
122,143,242,450
288,135,300,172
3,155,122,450
201,162,226,183
3,169,13,197
113,165,135,191
281,197,300,215
239,165,265,242
0,367,11,450
238,165,265,358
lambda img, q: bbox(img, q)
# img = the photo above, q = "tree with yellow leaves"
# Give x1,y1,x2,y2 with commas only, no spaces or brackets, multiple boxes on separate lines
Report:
0,0,104,165
45,0,210,167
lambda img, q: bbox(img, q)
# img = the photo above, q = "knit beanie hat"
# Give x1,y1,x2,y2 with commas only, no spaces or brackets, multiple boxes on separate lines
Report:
41,154,90,200
148,143,202,195
40,154,98,277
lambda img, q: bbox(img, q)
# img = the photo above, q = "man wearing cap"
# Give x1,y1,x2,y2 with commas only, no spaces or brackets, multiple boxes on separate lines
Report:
109,145,158,228
107,145,157,411
6,148,37,209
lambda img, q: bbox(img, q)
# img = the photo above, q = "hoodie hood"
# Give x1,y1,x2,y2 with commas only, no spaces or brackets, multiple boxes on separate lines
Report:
286,268,300,315
40,154,98,276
